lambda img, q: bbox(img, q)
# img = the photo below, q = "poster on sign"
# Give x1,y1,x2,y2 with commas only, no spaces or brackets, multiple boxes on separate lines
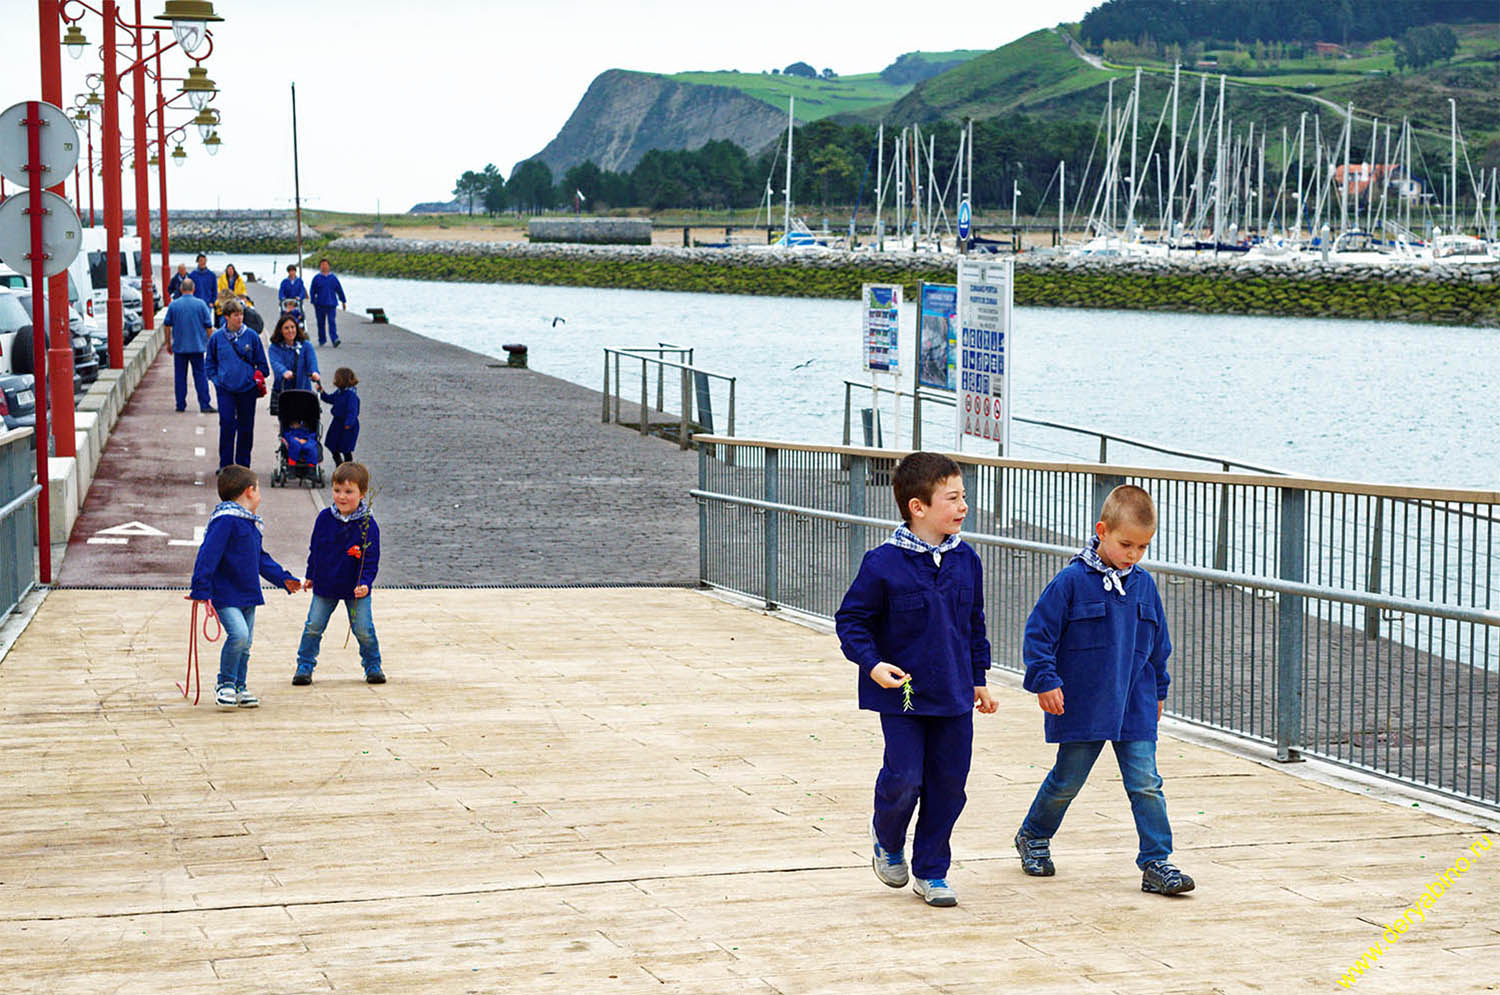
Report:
916,282,957,392
956,258,1013,451
861,283,902,373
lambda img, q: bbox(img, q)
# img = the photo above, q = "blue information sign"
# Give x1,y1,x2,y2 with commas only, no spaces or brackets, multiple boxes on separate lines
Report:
957,200,971,240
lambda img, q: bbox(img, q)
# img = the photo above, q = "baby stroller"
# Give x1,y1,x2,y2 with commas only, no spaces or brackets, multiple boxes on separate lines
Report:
279,296,306,331
270,388,326,488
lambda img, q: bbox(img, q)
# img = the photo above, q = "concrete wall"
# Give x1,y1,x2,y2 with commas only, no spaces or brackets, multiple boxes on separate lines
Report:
527,218,652,246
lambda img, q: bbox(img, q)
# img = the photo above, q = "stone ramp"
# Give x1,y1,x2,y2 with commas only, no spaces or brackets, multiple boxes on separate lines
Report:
0,588,1493,993
56,285,699,587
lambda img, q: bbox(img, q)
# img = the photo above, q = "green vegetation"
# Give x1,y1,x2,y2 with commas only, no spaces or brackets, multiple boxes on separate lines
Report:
666,70,908,121
889,30,1114,122
320,248,1500,327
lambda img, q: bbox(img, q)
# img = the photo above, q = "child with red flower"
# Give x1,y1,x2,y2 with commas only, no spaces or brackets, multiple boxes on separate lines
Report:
292,461,384,685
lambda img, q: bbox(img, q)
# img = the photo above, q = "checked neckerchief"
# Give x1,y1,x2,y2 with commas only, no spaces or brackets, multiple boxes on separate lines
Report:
887,524,962,566
1073,534,1131,596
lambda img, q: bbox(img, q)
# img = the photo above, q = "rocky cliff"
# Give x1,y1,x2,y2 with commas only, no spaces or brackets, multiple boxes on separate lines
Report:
516,70,790,176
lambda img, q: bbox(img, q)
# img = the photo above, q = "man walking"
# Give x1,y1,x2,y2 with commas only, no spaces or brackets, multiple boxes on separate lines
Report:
163,277,216,413
309,258,347,347
190,253,218,312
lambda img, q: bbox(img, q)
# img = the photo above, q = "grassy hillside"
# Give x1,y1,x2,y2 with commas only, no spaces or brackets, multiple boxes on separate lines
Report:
667,51,987,122
887,30,1114,121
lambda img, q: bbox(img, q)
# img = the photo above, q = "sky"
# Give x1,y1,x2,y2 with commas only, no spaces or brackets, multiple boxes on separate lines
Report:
1,0,1099,214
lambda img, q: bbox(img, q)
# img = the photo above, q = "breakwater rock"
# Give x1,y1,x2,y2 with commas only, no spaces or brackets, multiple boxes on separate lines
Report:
319,237,1500,327
135,214,325,255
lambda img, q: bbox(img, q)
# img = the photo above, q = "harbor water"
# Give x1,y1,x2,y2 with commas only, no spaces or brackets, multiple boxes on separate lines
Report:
223,253,1498,488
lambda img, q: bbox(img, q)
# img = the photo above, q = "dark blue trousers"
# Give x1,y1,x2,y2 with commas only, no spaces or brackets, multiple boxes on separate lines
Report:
215,387,258,469
873,711,973,880
314,304,339,345
173,352,212,411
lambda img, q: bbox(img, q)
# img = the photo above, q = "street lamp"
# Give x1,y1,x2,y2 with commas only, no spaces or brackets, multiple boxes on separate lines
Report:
63,22,88,57
179,64,216,110
190,105,219,141
155,0,222,57
203,129,221,156
171,144,186,166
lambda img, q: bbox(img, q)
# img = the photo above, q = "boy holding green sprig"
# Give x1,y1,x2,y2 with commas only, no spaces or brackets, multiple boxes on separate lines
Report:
292,461,384,685
835,452,997,907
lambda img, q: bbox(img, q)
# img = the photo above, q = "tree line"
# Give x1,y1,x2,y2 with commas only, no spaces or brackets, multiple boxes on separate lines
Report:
452,116,1098,215
1079,0,1491,47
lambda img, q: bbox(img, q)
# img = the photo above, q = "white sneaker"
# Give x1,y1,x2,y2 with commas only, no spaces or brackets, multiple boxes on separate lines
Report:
236,687,260,708
912,877,958,907
215,685,238,709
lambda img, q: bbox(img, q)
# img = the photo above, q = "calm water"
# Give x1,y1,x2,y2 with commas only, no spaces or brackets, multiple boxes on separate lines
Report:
216,252,1498,488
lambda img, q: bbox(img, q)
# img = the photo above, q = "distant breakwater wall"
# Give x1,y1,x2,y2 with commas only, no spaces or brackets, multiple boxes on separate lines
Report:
319,237,1500,327
141,218,326,255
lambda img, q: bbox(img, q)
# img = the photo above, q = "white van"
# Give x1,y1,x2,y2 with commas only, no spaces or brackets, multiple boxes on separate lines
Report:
0,260,97,336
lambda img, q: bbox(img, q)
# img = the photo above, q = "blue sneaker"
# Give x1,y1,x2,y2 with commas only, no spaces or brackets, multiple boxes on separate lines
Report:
1141,859,1195,895
869,817,908,888
364,667,386,685
1014,831,1055,876
912,877,958,907
292,667,312,686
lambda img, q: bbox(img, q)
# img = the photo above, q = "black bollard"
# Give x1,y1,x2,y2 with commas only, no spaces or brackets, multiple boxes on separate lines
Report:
501,343,528,369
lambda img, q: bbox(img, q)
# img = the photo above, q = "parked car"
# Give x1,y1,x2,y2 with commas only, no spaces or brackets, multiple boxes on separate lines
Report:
12,290,101,389
0,371,37,431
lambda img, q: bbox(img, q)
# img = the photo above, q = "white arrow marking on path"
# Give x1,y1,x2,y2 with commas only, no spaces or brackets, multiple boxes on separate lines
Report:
86,537,128,545
93,521,169,538
168,526,205,548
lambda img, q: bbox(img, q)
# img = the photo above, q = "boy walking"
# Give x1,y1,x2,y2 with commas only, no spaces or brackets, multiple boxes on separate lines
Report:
292,461,384,685
1014,485,1194,895
836,452,996,907
189,466,303,709
309,258,346,347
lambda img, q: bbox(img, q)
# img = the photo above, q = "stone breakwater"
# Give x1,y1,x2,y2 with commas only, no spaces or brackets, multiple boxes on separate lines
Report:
139,217,324,255
318,236,1500,327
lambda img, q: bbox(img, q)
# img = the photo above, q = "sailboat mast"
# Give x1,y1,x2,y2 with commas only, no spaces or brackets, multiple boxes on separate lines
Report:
1129,66,1139,236
1296,113,1306,236
783,96,794,243
1340,102,1352,233
1449,97,1457,232
1213,75,1224,242
1169,63,1179,233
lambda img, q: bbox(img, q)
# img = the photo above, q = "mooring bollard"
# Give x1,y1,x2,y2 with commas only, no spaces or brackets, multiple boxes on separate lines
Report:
365,307,388,324
501,343,528,368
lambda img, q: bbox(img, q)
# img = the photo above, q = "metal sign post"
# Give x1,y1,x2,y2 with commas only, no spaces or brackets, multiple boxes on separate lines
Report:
956,257,1014,457
860,283,902,448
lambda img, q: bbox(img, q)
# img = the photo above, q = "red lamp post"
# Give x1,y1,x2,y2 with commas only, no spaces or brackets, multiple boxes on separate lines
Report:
37,1,75,460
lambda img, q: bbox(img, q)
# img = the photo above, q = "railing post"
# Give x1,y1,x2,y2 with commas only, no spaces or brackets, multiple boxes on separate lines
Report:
613,352,621,425
912,391,923,450
1092,472,1125,522
1276,486,1307,763
764,447,779,610
657,355,666,413
1098,435,1109,464
1364,497,1384,638
848,454,867,582
601,349,610,423
698,443,709,586
1213,463,1232,572
639,357,649,436
843,382,853,447
679,365,691,451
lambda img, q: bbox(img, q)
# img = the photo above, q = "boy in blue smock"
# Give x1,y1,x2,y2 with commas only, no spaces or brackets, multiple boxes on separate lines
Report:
189,466,303,709
1014,484,1194,895
836,452,997,908
292,461,383,685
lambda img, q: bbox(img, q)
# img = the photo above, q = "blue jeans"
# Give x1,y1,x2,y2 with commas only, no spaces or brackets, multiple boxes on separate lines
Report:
1020,740,1173,868
216,604,256,690
296,594,381,673
174,352,212,411
873,711,972,880
314,305,339,345
215,387,257,469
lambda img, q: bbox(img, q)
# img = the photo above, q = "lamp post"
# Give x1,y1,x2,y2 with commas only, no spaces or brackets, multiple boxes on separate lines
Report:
56,0,222,371
34,1,77,461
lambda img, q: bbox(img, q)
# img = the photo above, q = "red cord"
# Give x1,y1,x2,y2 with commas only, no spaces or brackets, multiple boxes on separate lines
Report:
179,597,221,705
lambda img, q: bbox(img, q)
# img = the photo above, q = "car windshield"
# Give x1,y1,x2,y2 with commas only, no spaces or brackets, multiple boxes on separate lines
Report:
0,293,28,333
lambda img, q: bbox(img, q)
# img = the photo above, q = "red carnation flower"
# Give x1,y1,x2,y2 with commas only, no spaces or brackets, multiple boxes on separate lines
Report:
347,545,362,558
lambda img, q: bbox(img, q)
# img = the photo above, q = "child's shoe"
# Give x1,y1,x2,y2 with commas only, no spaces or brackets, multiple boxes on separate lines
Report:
869,817,909,888
912,877,958,907
236,687,259,708
292,667,312,686
215,684,238,709
1141,859,1195,895
364,667,386,684
1014,831,1056,877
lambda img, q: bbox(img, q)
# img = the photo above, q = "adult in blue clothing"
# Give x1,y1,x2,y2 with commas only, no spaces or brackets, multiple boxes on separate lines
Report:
278,263,306,309
308,258,346,347
163,278,217,413
167,263,190,300
204,299,270,471
189,253,217,310
268,314,321,399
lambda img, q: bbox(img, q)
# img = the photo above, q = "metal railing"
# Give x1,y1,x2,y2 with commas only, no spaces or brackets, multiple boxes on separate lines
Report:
842,380,1286,474
602,346,736,450
0,428,40,620
692,435,1500,810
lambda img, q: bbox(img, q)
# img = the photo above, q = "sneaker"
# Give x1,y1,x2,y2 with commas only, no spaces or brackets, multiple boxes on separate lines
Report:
214,685,238,709
291,669,312,686
1141,859,1195,895
869,817,909,888
365,668,386,684
200,406,216,413
1014,831,1056,877
236,687,260,708
912,877,958,907
331,340,340,348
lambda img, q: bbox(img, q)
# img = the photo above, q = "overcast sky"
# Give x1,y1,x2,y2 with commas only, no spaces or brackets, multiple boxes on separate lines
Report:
3,0,1098,213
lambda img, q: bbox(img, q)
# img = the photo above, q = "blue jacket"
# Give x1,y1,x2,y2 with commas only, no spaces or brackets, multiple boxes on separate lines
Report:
163,296,213,353
1022,560,1172,743
190,266,217,307
269,339,320,391
309,272,345,308
305,505,380,599
168,271,187,299
284,427,319,464
278,276,306,302
205,325,269,395
322,386,360,451
835,541,990,716
189,505,297,609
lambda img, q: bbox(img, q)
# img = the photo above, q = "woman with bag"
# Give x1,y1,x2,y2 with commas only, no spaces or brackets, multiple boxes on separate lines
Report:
267,314,322,415
205,299,270,471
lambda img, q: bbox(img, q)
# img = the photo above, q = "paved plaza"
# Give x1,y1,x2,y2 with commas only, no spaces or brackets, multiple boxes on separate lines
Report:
1,587,1495,993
